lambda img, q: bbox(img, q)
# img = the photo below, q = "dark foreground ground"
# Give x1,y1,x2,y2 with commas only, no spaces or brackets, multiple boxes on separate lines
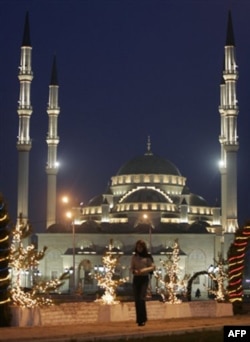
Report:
116,330,223,342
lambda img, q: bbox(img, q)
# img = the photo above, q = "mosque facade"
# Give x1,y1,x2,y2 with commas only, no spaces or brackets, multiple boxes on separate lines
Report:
37,142,233,296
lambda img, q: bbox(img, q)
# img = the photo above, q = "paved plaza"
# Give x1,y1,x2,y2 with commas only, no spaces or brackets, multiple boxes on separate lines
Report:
1,315,250,342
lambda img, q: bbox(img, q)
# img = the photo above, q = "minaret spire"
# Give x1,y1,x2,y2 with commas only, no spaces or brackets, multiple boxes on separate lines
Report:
219,10,239,235
50,55,58,85
46,55,60,228
16,11,33,226
22,12,31,46
226,10,235,46
145,135,153,156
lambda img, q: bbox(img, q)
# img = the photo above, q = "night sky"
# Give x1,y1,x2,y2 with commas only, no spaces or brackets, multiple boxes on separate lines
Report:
1,0,250,233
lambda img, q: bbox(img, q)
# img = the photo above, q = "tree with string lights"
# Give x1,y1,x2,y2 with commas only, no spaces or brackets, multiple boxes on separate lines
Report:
9,215,68,308
154,239,188,304
95,239,127,305
207,254,228,302
0,194,11,326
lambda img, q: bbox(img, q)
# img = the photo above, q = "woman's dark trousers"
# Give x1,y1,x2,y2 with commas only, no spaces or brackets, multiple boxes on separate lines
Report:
133,276,149,324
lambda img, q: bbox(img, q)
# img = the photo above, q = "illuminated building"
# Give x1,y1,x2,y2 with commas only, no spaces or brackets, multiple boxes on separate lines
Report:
16,12,240,296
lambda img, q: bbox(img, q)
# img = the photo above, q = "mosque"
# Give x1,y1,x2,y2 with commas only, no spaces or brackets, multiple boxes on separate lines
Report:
16,12,239,296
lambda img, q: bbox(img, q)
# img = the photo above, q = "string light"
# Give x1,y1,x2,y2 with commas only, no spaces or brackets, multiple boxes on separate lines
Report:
227,223,250,303
94,239,127,305
154,239,188,304
9,216,69,308
0,196,10,326
206,255,228,302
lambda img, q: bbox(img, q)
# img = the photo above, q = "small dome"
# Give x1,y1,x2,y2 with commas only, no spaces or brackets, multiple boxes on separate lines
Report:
88,194,103,206
189,194,208,206
189,221,209,233
116,153,181,176
47,223,71,233
121,188,170,203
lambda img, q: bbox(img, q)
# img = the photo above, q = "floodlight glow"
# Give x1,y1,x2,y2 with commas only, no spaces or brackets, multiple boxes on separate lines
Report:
62,196,69,204
218,160,225,168
66,211,72,219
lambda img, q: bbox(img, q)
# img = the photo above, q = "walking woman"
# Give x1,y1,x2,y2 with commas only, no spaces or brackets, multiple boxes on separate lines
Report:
131,240,155,326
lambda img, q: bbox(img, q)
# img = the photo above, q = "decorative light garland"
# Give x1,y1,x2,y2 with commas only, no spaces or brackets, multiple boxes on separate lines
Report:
154,239,188,304
0,196,10,326
9,216,68,308
227,223,250,303
206,255,228,302
94,239,127,305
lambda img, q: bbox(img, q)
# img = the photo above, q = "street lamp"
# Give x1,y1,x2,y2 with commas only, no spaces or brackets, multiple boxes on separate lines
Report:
66,210,76,293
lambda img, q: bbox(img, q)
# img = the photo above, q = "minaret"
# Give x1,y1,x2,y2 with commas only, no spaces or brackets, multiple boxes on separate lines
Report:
219,11,239,234
16,12,33,225
46,56,60,228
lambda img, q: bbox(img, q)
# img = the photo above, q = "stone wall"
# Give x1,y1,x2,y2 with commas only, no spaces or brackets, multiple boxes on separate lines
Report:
11,301,233,327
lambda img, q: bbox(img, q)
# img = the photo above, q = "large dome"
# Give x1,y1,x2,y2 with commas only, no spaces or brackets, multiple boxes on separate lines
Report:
116,153,181,176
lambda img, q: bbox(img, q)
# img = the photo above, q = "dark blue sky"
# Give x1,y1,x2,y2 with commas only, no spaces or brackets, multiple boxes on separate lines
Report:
1,0,250,232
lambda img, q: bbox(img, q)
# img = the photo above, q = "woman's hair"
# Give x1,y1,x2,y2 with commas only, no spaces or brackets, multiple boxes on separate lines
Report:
134,240,149,257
